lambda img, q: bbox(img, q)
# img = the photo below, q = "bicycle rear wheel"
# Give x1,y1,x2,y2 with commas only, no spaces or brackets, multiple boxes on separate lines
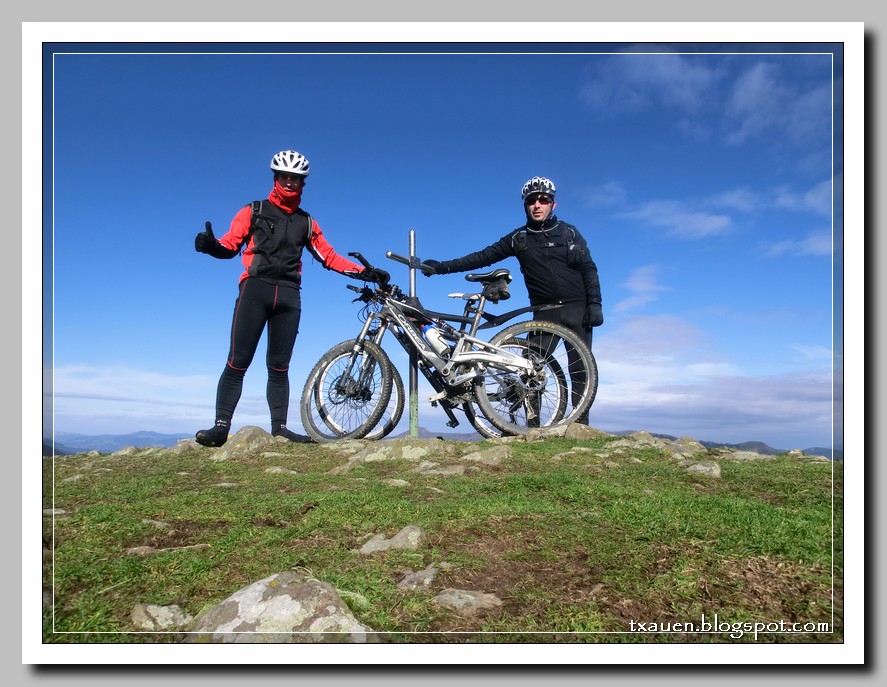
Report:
300,340,393,443
463,401,505,439
473,320,597,436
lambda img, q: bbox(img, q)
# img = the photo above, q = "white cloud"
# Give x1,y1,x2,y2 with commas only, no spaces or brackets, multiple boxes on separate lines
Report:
618,200,732,238
579,53,832,154
614,178,833,247
582,181,627,208
788,344,835,361
613,266,670,314
803,179,834,215
595,314,709,364
47,364,233,434
676,116,712,142
579,49,723,117
724,62,786,144
586,315,835,448
762,231,833,257
773,179,833,217
725,62,832,147
50,364,216,401
591,369,834,449
44,326,838,450
706,188,761,213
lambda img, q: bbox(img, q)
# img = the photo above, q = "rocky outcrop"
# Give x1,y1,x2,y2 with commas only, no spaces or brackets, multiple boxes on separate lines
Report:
131,603,193,631
183,571,382,643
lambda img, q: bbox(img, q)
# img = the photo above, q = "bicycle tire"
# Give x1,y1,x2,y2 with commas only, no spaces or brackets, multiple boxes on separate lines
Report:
365,361,405,440
300,339,393,443
473,320,597,435
478,334,569,431
462,401,505,439
468,335,569,435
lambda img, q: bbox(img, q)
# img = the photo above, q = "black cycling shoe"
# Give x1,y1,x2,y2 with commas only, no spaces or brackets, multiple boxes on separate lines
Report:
272,426,314,444
195,424,229,447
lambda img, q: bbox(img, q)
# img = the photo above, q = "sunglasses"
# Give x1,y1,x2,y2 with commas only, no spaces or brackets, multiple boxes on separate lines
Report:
525,195,553,206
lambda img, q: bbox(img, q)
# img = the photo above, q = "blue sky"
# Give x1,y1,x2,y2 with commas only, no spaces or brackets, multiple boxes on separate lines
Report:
37,33,851,450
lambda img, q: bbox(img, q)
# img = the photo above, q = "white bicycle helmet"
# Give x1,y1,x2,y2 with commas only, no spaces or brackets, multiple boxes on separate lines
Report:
270,150,310,177
521,176,556,201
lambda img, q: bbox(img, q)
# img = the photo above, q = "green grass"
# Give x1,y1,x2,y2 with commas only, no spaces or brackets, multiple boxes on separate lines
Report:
42,436,842,644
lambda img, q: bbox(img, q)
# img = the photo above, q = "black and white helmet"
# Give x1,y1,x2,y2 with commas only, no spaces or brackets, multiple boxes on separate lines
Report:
270,150,310,177
521,176,556,201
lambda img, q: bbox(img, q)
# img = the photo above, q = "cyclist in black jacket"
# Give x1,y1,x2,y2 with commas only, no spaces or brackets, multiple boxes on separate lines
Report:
424,176,603,424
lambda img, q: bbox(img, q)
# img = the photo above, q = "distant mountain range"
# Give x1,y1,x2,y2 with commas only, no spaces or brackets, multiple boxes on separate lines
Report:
612,431,843,461
44,431,192,456
42,428,843,461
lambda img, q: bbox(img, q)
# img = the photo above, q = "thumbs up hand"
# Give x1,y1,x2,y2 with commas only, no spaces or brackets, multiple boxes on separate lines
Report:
195,221,217,253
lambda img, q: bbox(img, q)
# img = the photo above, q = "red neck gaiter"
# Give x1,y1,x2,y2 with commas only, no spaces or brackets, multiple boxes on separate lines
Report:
270,180,303,213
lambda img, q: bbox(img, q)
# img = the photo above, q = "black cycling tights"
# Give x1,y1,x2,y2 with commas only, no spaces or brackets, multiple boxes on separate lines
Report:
213,278,301,428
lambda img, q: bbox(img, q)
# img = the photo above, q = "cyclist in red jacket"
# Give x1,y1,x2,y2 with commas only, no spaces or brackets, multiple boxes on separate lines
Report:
193,149,388,447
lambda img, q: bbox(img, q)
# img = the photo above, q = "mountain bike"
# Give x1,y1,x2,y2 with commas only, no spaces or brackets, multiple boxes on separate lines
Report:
299,251,598,443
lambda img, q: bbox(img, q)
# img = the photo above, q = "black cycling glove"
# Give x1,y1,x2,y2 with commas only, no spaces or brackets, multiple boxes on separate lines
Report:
582,304,604,330
195,221,216,253
360,267,390,285
195,221,238,259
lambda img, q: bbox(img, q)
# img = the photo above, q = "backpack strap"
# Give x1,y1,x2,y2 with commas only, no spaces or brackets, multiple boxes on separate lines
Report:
511,224,575,253
511,229,528,253
238,200,263,255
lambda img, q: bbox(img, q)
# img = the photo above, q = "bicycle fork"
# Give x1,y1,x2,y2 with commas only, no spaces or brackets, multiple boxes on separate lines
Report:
339,316,385,400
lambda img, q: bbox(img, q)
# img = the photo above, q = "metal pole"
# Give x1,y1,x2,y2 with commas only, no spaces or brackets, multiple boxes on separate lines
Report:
408,230,419,438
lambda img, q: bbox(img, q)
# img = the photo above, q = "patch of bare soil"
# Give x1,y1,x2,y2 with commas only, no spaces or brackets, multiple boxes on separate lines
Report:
599,546,840,643
391,526,840,644
392,520,607,641
125,518,229,550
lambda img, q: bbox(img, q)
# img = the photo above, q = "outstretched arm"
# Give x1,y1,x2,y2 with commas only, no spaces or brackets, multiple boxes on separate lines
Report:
306,220,372,278
425,234,515,275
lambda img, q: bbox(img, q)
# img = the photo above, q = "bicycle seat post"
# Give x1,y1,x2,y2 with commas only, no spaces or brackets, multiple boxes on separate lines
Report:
467,294,487,337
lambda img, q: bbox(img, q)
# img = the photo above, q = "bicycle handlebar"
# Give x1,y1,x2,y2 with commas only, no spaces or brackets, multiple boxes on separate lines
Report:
348,251,373,270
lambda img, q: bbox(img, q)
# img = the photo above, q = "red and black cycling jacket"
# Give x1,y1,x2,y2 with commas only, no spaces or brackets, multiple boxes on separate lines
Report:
217,185,363,287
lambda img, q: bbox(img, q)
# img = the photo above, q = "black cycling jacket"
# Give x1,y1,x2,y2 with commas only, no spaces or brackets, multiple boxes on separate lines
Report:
433,216,602,308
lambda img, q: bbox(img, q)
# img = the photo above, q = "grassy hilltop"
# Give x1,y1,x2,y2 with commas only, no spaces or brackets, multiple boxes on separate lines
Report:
42,430,841,644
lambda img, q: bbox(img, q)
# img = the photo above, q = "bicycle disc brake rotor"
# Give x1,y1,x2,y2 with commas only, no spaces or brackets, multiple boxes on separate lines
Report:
332,375,373,405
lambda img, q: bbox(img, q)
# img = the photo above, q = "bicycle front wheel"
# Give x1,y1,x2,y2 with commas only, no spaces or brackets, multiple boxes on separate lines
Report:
473,320,597,436
365,361,405,440
300,339,393,443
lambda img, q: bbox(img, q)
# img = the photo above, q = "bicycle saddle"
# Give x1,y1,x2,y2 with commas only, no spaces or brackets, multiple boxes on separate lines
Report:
465,268,512,283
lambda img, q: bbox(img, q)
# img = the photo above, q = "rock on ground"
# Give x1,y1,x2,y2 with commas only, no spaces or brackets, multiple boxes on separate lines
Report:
432,588,503,616
183,571,381,643
359,525,425,554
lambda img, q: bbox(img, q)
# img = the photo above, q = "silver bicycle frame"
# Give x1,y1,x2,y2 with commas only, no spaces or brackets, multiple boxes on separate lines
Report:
355,294,536,389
